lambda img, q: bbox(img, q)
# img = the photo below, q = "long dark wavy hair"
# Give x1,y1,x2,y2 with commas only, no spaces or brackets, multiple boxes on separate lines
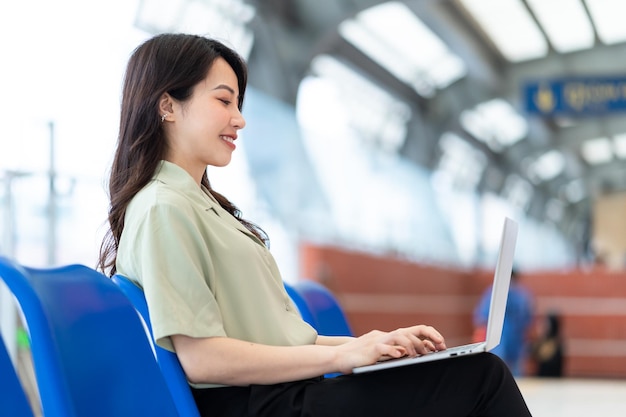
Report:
98,33,267,276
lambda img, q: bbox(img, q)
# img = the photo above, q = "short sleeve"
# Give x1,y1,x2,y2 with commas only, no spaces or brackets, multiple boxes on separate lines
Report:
130,201,227,351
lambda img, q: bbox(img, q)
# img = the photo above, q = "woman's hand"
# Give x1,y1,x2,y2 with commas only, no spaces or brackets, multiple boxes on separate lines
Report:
333,325,447,374
172,326,446,385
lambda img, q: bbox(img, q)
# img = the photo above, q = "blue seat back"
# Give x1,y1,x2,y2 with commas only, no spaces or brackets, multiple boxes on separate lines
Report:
0,332,34,417
112,274,201,417
0,256,180,417
283,282,318,328
290,280,353,337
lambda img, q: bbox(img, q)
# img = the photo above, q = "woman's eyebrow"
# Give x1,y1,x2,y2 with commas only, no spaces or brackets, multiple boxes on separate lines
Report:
212,84,235,95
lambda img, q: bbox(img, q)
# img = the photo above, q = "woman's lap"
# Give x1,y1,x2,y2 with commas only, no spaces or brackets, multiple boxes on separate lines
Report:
193,353,532,417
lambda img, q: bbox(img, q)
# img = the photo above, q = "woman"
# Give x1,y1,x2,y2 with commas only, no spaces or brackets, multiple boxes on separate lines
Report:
99,33,532,417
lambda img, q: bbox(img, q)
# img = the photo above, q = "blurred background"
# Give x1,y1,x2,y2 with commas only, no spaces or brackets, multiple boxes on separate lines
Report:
2,0,626,412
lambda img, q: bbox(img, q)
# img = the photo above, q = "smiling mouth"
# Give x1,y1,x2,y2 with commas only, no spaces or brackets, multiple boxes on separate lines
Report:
220,135,235,144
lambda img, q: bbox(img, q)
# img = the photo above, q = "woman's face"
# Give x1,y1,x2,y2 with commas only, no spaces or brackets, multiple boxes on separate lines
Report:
164,57,246,181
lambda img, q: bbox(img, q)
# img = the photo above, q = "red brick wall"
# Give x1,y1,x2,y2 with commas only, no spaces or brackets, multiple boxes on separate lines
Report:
299,243,626,378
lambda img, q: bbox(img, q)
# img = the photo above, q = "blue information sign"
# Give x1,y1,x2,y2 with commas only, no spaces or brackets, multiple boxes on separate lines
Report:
523,77,626,116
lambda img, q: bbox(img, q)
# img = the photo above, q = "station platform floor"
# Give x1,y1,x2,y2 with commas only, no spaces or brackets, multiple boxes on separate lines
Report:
14,375,626,416
517,377,626,416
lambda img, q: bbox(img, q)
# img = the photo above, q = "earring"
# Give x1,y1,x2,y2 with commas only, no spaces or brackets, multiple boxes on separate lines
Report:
161,113,168,123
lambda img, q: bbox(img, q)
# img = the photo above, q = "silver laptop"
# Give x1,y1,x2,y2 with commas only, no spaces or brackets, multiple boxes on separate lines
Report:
353,217,518,374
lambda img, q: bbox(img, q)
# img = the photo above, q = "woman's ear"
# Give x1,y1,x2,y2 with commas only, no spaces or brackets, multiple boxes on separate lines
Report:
158,93,174,121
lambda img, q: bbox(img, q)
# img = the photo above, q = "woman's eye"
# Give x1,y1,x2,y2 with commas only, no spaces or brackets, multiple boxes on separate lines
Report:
219,98,231,105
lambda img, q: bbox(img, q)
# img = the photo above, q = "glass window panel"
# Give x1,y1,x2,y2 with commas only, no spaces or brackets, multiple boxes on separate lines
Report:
339,1,466,96
581,137,613,164
501,174,533,210
480,192,519,259
459,0,548,62
546,198,565,222
562,179,586,203
435,132,486,191
612,133,626,159
527,150,565,182
527,0,595,52
585,0,626,44
135,0,185,32
310,55,411,153
427,54,467,89
135,0,255,59
460,99,527,151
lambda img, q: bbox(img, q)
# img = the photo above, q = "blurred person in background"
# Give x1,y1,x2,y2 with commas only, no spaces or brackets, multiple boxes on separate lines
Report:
531,311,564,377
474,268,534,376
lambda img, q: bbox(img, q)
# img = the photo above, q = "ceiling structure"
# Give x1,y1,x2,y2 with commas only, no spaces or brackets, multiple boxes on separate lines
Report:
136,0,626,251
245,0,626,247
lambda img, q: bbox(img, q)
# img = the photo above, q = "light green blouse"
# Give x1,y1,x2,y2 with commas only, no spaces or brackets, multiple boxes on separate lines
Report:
116,161,317,384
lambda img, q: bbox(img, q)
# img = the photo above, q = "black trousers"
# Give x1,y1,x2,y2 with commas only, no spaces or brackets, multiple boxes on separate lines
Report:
192,352,532,417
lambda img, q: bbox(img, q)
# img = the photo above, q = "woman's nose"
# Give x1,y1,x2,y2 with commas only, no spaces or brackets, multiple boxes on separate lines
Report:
232,109,246,130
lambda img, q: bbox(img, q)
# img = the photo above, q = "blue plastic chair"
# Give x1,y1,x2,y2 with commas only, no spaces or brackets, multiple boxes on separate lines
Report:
283,281,317,328
290,280,353,337
111,274,201,417
0,331,35,417
289,280,353,378
0,256,180,417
